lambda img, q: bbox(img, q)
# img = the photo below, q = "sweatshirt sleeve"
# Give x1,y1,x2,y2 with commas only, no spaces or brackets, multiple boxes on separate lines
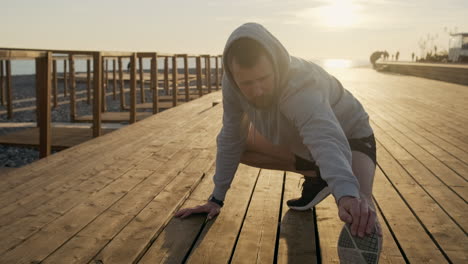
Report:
210,80,249,201
280,87,360,203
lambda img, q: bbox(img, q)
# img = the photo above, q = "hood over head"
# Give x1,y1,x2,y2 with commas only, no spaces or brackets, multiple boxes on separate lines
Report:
222,23,291,108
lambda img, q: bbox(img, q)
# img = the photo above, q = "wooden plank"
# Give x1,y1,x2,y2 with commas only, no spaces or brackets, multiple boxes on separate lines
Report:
52,60,58,108
75,112,152,123
37,52,52,158
373,136,468,258
172,56,178,107
118,57,125,110
112,59,117,100
0,60,4,106
0,94,220,220
372,166,449,263
164,56,169,95
185,164,261,263
101,58,108,112
362,99,468,180
277,172,318,264
205,56,212,93
1,93,223,227
196,56,202,97
90,114,221,264
184,54,190,102
0,92,221,196
42,151,208,264
138,164,217,264
63,59,67,97
69,54,76,121
231,169,284,264
86,59,91,104
130,53,137,123
0,127,115,149
93,52,102,137
369,109,467,201
5,60,12,119
139,56,145,103
0,99,222,259
151,53,158,114
0,50,46,59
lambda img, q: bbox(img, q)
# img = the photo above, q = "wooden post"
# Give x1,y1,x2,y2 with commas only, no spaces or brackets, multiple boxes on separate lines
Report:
164,56,169,95
0,60,4,106
35,60,40,125
101,57,107,112
130,53,137,123
69,54,76,121
151,53,159,114
139,56,145,103
196,56,202,97
86,59,91,104
52,60,58,108
113,59,117,100
5,60,13,119
215,56,220,91
184,55,189,102
63,59,67,97
0,60,5,105
172,56,178,107
36,52,52,158
205,56,212,93
93,52,102,137
118,57,125,110
105,58,109,91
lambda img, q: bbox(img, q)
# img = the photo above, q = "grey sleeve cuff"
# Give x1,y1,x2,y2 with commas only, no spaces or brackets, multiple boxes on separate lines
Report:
332,181,360,204
211,185,230,201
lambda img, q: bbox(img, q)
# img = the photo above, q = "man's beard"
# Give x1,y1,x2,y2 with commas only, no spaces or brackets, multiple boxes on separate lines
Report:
252,93,275,109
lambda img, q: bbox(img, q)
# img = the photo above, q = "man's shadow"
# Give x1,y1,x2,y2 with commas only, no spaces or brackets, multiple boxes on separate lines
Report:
145,211,214,263
279,208,320,264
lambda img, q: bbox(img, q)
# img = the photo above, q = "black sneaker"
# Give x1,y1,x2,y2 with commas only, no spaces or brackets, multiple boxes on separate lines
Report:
287,176,331,211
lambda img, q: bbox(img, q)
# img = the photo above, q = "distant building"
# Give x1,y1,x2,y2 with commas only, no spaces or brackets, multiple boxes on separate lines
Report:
448,33,468,62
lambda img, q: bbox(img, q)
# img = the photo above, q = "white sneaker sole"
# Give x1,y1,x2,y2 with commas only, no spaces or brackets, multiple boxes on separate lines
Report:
287,186,331,211
338,223,382,264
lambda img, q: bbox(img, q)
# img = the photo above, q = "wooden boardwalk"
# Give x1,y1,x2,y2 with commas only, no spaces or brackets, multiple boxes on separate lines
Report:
0,68,466,263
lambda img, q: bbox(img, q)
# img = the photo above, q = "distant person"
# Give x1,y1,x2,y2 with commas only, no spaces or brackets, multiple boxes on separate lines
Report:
370,51,384,68
412,52,415,62
384,51,389,61
395,51,400,61
175,23,383,263
127,61,131,72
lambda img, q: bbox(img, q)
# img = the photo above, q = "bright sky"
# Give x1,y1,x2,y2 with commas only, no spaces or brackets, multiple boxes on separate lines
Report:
2,0,467,61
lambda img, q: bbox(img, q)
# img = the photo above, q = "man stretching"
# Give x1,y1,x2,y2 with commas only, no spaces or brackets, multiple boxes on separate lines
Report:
175,23,383,263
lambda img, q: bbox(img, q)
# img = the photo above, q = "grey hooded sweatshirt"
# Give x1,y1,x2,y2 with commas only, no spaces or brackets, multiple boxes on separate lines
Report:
211,23,373,203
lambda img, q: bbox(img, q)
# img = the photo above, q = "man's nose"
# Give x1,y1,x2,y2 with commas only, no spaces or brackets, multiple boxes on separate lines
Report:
252,81,264,97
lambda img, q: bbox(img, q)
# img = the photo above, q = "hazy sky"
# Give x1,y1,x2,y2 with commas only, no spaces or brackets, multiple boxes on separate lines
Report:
2,0,467,61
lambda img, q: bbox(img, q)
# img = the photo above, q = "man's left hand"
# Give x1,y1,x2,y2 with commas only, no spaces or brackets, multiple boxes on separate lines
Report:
338,196,380,238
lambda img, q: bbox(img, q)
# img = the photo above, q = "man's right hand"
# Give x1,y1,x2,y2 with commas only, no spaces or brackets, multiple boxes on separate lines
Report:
174,201,221,220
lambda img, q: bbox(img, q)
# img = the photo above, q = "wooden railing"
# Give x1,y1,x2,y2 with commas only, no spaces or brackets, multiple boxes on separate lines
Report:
0,48,223,158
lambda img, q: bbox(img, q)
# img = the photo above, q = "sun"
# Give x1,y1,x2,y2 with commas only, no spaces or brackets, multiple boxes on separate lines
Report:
319,0,359,28
299,0,362,28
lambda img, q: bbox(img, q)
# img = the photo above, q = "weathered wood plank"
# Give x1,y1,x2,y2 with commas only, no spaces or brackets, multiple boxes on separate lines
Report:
231,169,284,264
277,172,318,264
186,164,261,263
